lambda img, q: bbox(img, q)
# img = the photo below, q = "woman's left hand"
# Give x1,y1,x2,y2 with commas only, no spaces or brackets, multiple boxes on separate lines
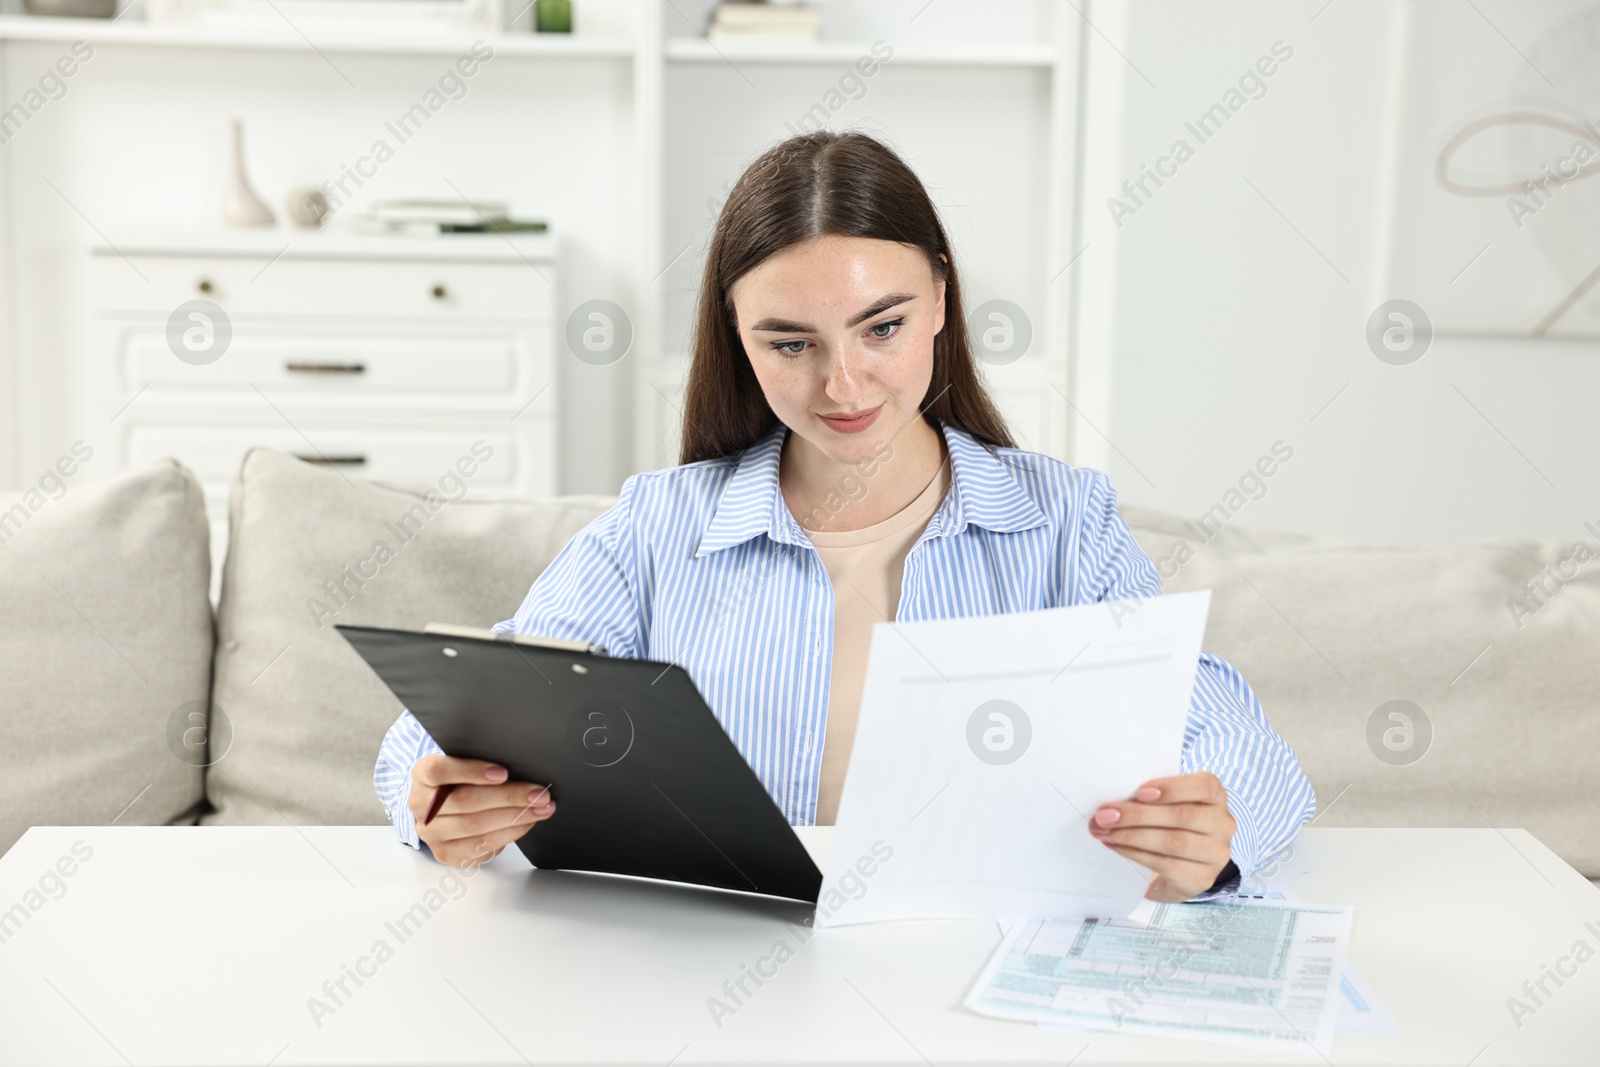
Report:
1089,771,1237,903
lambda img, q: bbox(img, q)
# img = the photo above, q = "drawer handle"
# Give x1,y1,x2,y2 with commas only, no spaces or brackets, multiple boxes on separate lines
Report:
292,453,367,467
431,284,448,300
284,362,367,375
197,278,214,294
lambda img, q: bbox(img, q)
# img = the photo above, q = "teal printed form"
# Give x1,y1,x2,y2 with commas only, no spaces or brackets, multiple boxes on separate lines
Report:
966,899,1354,1054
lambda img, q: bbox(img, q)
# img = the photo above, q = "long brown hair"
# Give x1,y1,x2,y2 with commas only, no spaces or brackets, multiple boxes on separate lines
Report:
678,130,1014,465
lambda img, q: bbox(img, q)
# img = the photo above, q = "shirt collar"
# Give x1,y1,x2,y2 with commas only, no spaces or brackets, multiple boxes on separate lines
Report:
693,418,1049,558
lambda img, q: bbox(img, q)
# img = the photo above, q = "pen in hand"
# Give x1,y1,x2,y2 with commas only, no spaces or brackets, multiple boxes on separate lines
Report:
410,758,556,868
423,783,457,826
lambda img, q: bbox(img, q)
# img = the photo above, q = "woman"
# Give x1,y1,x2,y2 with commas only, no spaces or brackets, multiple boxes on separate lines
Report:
375,131,1315,903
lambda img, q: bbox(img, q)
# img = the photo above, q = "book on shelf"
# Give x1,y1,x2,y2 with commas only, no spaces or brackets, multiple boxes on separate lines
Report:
707,1,820,43
351,217,549,236
365,199,511,225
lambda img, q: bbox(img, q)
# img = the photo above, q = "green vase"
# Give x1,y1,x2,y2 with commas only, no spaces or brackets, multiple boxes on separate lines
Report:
534,0,571,32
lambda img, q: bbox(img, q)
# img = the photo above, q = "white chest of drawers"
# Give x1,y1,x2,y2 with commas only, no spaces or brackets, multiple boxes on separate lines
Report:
88,231,560,592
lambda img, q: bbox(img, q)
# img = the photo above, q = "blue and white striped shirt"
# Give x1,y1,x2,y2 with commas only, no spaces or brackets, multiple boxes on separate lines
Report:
375,418,1316,876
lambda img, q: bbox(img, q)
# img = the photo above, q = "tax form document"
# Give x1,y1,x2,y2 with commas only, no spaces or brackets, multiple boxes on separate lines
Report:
815,590,1210,928
1226,884,1400,1037
966,899,1354,1056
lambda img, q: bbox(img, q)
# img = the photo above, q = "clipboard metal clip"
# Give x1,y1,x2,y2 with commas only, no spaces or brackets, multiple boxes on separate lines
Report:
421,622,608,657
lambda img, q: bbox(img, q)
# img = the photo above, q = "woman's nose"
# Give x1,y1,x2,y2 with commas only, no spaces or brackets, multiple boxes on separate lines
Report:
822,344,865,399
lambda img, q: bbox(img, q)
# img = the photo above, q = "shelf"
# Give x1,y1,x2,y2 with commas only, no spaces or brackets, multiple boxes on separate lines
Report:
0,17,1054,66
663,37,1057,68
0,14,635,58
87,227,558,263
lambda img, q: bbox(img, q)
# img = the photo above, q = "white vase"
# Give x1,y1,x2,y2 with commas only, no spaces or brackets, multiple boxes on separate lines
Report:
222,118,274,228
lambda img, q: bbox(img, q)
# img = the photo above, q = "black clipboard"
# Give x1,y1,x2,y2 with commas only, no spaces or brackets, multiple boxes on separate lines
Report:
338,623,823,904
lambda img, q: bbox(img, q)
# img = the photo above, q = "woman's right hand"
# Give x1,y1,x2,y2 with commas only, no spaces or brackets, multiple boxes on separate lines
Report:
408,754,557,867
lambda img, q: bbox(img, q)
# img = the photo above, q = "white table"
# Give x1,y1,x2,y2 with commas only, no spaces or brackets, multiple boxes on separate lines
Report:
0,825,1595,1065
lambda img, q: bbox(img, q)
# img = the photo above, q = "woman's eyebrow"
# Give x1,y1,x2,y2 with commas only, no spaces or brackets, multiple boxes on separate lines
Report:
748,292,917,333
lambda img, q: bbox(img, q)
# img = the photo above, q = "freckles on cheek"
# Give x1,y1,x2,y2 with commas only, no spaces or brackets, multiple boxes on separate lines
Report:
892,328,935,389
748,354,807,416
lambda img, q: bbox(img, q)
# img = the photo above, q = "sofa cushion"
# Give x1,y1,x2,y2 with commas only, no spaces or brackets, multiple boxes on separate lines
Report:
204,448,615,828
1118,502,1600,877
0,456,212,854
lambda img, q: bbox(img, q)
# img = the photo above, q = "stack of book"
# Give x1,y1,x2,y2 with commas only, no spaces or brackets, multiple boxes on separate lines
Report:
707,1,820,44
353,200,549,236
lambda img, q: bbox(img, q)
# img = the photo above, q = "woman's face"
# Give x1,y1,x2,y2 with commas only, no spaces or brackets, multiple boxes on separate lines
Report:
729,235,946,466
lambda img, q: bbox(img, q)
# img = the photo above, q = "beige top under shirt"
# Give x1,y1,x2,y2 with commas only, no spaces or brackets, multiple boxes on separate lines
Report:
805,457,952,825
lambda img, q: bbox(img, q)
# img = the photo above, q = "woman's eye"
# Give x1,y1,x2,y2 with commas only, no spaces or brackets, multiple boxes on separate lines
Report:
869,318,904,340
771,340,808,356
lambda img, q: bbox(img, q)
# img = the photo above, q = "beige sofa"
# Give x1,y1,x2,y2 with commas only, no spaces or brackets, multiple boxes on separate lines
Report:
2,452,1596,881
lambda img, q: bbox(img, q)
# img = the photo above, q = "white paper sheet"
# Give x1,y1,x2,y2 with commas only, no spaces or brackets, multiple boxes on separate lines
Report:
1334,962,1404,1036
815,591,1210,928
968,898,1354,1056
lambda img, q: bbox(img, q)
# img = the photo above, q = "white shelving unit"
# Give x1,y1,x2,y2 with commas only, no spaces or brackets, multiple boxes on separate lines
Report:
0,0,1086,494
0,14,637,56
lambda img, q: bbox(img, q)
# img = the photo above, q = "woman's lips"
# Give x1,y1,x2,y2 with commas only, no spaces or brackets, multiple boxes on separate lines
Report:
817,404,883,434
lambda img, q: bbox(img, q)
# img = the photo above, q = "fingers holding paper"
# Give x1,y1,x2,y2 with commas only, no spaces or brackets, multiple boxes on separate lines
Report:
1088,771,1236,903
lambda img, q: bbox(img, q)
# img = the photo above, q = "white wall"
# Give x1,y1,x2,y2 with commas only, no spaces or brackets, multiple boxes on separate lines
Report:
1081,0,1600,543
